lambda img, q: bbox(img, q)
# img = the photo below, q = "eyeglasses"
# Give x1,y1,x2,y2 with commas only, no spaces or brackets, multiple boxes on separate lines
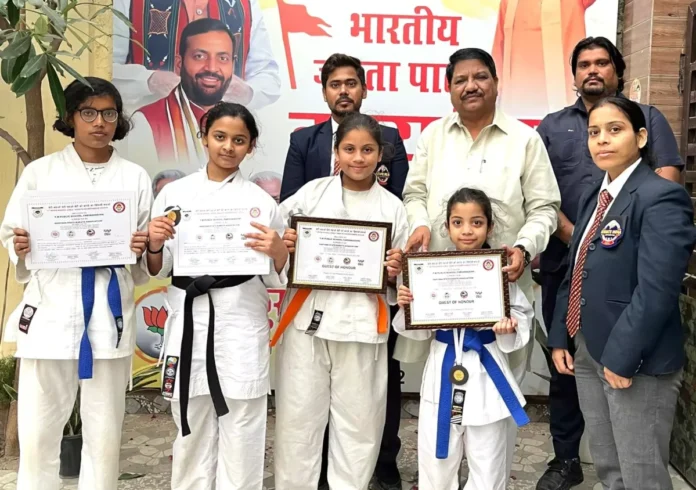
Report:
78,108,119,123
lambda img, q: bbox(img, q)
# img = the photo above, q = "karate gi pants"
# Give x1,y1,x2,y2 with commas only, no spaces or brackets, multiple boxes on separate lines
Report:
17,357,131,490
274,327,388,490
417,399,517,490
170,394,267,490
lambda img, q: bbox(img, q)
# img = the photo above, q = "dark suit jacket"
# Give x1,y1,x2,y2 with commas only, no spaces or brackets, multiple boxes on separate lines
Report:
279,118,409,202
548,162,696,377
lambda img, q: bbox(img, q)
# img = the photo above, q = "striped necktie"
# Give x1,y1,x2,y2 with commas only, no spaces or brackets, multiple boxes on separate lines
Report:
566,190,613,338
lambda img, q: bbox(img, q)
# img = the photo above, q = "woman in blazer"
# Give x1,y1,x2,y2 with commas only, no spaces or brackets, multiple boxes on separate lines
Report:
548,96,696,490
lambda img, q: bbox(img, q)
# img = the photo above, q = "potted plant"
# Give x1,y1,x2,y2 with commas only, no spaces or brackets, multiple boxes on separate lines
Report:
59,393,81,478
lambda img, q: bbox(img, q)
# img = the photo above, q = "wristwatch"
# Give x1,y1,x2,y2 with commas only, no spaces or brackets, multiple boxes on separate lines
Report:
515,245,531,267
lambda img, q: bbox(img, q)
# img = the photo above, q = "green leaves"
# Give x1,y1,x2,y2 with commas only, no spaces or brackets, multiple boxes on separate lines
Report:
0,30,30,59
10,67,39,96
46,62,65,117
49,55,90,88
40,3,67,35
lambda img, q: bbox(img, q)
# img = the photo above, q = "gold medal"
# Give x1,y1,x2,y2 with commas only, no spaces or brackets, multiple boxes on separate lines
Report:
449,365,469,386
164,206,181,226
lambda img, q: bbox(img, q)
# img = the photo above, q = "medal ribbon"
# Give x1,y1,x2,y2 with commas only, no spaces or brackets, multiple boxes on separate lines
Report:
434,328,530,459
79,266,125,380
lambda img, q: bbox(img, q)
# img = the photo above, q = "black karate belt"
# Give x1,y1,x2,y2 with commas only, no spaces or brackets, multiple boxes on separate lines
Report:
172,274,254,436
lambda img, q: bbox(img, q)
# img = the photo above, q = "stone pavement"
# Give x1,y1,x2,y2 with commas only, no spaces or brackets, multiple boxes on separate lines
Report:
0,400,692,489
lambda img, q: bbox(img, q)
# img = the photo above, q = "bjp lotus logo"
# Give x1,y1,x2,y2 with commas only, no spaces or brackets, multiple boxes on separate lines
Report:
142,306,168,351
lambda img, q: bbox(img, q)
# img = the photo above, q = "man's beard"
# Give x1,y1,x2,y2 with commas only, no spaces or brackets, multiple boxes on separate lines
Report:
581,78,609,97
331,97,361,118
181,71,232,106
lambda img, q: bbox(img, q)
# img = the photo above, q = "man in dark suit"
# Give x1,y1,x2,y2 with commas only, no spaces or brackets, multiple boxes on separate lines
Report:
279,53,409,490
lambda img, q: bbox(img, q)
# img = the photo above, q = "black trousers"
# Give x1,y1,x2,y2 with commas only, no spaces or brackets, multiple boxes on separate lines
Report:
541,266,585,461
318,309,402,485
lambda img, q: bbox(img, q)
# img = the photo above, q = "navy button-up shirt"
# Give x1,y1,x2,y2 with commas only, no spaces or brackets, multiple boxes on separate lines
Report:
537,95,683,274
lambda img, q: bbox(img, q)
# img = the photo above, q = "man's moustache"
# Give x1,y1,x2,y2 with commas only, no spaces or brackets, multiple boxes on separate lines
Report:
195,72,224,82
584,77,604,84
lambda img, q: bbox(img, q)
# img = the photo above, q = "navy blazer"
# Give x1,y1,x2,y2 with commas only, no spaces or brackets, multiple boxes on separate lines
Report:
548,162,696,377
279,118,409,202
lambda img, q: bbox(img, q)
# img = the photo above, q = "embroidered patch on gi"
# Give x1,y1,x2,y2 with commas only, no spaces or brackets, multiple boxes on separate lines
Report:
375,164,390,186
162,356,179,399
305,310,323,336
19,305,37,334
450,388,465,425
600,219,623,248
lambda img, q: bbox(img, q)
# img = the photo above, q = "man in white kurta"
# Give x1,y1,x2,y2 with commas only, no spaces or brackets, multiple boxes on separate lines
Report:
112,0,280,113
0,145,152,490
147,167,287,489
402,49,560,383
274,175,409,490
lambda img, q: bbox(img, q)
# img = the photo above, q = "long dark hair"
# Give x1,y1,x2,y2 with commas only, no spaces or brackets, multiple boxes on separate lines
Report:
588,96,654,168
53,77,131,141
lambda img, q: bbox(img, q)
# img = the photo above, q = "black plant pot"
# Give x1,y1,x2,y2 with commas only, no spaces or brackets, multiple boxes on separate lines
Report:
59,434,83,478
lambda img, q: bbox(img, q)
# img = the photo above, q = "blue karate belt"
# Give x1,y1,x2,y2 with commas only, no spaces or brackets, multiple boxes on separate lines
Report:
79,266,125,380
434,329,530,459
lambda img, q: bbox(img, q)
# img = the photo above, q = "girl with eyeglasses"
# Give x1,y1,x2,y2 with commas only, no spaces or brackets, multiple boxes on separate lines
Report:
0,77,153,489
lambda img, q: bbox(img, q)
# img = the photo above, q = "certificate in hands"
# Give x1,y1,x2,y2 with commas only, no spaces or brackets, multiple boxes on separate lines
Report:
20,191,137,270
403,250,511,330
288,217,392,294
172,206,272,277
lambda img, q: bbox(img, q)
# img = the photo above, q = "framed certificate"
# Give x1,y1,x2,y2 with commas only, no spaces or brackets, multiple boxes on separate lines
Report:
20,191,137,270
288,216,392,294
403,250,510,330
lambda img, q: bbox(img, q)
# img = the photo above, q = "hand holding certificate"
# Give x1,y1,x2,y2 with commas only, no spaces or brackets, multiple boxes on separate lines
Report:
20,191,137,269
287,217,393,294
402,250,511,330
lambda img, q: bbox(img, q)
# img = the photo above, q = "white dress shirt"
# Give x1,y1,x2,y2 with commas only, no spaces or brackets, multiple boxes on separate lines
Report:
329,117,339,175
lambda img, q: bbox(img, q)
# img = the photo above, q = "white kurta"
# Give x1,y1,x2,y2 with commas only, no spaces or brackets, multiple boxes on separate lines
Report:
394,282,533,490
0,144,153,360
278,176,410,344
112,0,281,113
149,168,287,401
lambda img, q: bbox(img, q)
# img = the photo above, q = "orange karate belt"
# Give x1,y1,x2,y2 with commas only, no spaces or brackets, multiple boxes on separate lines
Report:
270,288,389,347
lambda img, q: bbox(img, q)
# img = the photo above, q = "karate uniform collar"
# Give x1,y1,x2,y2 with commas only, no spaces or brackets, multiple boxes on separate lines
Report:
198,165,240,191
327,173,383,220
600,158,642,201
446,109,512,136
64,143,119,186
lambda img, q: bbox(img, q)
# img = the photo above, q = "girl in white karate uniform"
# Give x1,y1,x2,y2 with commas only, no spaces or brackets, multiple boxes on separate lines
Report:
395,188,533,490
145,102,288,489
0,77,152,490
273,113,409,490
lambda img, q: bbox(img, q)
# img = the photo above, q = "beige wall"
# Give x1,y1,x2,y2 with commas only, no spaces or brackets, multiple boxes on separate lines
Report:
0,6,112,351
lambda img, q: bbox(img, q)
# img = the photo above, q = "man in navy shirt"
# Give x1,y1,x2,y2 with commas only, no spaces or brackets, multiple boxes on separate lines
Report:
536,36,683,490
279,53,409,490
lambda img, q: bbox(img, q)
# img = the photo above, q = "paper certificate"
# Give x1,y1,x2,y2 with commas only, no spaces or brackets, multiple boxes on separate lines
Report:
172,206,271,276
288,217,393,294
403,250,511,330
20,191,137,270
